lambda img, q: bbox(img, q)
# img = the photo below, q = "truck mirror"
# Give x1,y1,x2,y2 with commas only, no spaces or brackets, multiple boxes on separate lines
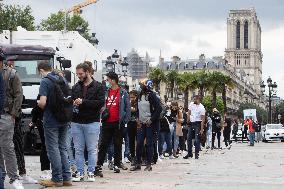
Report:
63,70,72,83
61,59,71,69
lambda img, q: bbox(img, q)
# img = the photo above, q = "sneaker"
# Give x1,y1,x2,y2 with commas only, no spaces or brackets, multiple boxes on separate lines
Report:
63,180,72,186
195,153,199,159
40,170,51,180
130,164,141,171
118,163,128,170
72,173,84,182
113,166,120,173
86,172,96,182
21,175,38,184
159,155,165,159
124,157,130,163
39,179,63,187
169,155,174,159
144,165,152,171
108,161,114,170
183,153,193,159
94,166,103,178
11,179,24,189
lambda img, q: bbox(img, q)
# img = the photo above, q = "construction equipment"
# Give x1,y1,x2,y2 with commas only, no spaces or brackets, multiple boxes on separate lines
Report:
66,0,99,14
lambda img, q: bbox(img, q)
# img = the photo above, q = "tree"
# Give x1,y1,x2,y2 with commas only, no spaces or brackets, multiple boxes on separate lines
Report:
203,95,224,114
194,71,210,102
208,71,226,109
220,75,235,113
39,12,91,39
0,3,35,31
165,70,179,99
176,72,196,109
236,103,268,124
149,68,166,92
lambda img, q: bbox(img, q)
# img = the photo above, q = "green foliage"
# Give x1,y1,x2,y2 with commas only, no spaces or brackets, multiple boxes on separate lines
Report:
149,68,166,92
236,103,268,124
203,95,224,114
0,3,35,31
39,12,91,40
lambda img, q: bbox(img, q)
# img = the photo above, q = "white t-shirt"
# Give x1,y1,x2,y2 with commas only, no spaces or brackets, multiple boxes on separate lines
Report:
188,102,206,122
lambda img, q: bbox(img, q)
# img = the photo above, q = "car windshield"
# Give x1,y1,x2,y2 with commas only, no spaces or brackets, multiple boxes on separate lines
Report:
267,125,283,129
14,59,53,83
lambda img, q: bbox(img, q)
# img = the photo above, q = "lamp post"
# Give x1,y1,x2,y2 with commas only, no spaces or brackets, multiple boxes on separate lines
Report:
260,77,278,124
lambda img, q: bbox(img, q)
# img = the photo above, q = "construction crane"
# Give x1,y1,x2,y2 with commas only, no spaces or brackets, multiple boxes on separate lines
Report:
66,0,100,14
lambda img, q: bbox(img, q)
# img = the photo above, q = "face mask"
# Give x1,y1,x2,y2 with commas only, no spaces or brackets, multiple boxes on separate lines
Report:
106,81,111,89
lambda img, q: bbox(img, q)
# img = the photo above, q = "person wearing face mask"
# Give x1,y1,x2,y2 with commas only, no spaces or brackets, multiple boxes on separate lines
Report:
70,62,105,182
95,72,131,176
130,79,162,172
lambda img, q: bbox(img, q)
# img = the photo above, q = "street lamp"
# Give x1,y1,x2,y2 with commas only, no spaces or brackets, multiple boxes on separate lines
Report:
105,56,115,73
89,33,99,46
261,77,278,123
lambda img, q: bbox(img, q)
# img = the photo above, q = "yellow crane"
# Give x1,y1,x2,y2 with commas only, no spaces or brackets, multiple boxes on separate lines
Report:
66,0,100,14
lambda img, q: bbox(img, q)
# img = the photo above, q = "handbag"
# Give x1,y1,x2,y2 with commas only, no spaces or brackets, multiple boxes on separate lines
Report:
101,89,119,122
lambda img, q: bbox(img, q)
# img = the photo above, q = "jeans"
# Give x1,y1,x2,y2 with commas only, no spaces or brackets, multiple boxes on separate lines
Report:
71,122,100,174
14,117,26,175
249,132,255,146
97,122,123,167
128,121,137,159
187,122,201,154
170,123,179,152
136,124,153,165
242,128,248,142
123,126,130,158
256,132,261,142
206,128,212,148
212,131,221,148
158,132,172,156
44,124,71,182
66,125,75,167
37,121,50,171
0,114,19,182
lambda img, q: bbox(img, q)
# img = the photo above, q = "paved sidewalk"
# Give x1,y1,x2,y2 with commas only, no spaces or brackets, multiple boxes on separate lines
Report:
4,142,284,189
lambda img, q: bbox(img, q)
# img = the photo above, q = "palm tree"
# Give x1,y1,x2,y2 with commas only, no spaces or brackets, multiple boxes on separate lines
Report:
220,75,235,113
148,68,166,92
165,70,179,99
194,70,210,102
177,72,196,109
208,71,224,109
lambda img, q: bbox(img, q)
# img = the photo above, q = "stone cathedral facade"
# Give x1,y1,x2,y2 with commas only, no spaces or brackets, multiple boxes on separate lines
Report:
225,8,263,95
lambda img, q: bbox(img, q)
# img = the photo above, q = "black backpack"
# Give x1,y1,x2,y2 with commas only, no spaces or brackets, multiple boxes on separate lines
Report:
46,75,72,124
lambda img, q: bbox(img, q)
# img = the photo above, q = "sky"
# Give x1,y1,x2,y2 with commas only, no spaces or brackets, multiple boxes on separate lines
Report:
2,0,284,97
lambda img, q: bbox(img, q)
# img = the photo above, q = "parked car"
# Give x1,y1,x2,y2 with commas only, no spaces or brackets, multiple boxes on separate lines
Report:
262,124,284,142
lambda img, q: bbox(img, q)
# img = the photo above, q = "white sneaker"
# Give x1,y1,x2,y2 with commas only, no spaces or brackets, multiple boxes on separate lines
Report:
124,157,130,163
21,175,38,184
40,170,51,180
12,179,24,189
86,172,96,182
72,173,84,182
169,155,174,159
159,155,164,160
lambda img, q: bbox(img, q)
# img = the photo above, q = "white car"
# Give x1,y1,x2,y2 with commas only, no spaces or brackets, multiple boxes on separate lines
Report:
262,124,284,142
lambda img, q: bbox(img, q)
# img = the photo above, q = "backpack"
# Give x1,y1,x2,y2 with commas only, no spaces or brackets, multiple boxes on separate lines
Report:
252,122,258,130
46,75,72,124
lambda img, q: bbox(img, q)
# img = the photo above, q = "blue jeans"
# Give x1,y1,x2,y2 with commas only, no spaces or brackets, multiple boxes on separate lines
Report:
71,122,100,175
249,132,255,146
187,122,201,154
158,131,172,156
66,126,75,167
44,125,71,182
170,123,179,152
123,126,130,158
136,125,154,165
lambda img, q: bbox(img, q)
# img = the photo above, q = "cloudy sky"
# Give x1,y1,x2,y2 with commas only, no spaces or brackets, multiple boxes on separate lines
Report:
3,0,284,97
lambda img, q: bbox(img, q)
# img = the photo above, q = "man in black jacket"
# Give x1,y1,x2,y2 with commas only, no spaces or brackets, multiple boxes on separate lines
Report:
71,62,105,182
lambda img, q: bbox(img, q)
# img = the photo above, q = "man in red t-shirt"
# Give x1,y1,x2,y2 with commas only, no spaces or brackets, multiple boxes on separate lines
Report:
245,117,255,146
96,72,131,176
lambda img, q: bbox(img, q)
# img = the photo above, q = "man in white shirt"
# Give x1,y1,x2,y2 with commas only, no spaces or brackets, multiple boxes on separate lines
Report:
183,95,205,159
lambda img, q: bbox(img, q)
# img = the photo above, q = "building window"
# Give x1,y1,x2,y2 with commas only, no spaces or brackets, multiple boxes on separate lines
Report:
244,21,249,49
236,21,241,49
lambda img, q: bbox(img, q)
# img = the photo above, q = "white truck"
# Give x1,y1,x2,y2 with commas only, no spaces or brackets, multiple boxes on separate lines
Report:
0,29,103,153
